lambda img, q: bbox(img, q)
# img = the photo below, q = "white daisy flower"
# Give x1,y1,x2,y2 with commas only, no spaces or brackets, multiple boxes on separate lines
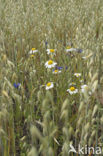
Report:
81,84,93,95
66,46,83,53
66,46,75,52
69,82,76,86
81,85,88,93
29,48,38,54
46,82,54,90
45,60,57,68
81,85,88,89
74,73,81,77
67,86,78,95
82,56,87,59
46,49,56,55
80,79,84,83
52,69,61,74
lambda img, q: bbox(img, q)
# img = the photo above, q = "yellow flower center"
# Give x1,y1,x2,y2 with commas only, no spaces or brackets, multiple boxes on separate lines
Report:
70,86,75,91
30,54,35,58
47,82,51,87
54,70,58,73
75,73,81,77
48,60,53,65
66,46,71,49
32,48,36,51
50,49,55,53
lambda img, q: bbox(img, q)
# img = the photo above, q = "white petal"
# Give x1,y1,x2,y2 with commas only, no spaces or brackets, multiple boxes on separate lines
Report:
29,49,38,54
81,85,87,89
46,83,54,90
66,48,77,52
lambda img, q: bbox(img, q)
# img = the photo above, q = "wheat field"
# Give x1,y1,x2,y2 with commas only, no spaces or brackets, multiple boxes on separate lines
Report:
0,0,103,155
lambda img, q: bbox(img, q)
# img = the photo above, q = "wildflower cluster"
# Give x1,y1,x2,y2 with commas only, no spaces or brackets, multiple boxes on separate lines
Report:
14,46,93,96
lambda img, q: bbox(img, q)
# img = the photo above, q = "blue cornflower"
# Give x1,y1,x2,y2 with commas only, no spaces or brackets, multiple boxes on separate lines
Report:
55,66,68,71
13,83,21,89
65,66,68,70
56,66,63,70
77,49,83,53
45,41,48,45
45,41,48,49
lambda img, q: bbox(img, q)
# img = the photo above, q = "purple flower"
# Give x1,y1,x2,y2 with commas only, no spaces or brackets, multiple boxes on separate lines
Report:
56,66,63,70
77,49,83,53
54,66,68,70
13,83,21,89
65,66,68,70
45,41,48,49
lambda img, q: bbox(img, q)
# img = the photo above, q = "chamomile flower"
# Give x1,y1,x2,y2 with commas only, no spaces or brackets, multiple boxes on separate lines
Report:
80,79,84,83
82,56,87,60
69,82,76,86
81,85,92,95
46,82,54,90
67,86,78,95
74,73,81,77
66,46,83,53
66,46,74,52
46,49,56,55
30,54,35,58
82,85,87,88
52,69,61,74
45,60,57,68
29,48,38,54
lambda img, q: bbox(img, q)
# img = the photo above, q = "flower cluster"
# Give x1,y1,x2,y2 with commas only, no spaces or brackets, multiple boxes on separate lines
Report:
28,48,38,58
13,46,93,96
